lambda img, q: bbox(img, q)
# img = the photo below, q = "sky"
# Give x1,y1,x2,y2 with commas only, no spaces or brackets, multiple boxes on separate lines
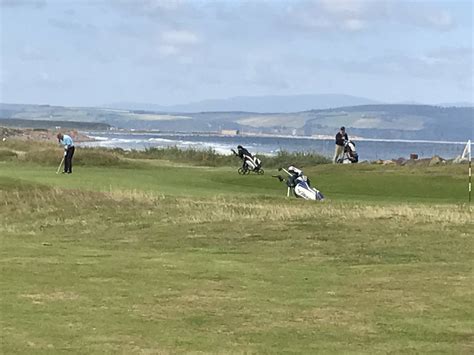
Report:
0,0,473,107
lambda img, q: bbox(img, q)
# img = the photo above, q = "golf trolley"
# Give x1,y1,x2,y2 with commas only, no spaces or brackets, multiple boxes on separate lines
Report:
337,140,359,164
231,149,264,175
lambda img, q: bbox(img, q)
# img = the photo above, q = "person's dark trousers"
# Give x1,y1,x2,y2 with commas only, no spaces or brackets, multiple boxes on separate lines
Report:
64,146,75,173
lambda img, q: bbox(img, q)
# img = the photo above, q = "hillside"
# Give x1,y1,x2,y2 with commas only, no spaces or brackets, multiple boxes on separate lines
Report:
303,105,473,141
106,94,381,113
0,118,110,131
1,103,472,141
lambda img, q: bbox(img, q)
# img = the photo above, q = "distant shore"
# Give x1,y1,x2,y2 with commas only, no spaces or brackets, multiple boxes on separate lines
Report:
84,129,471,146
0,127,94,143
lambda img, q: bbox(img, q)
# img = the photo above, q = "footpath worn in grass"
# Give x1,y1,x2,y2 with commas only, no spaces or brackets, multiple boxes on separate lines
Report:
0,158,472,353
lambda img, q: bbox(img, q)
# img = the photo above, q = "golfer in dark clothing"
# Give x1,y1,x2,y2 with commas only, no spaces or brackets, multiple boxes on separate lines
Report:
237,145,251,158
57,133,75,174
236,145,252,169
333,126,348,163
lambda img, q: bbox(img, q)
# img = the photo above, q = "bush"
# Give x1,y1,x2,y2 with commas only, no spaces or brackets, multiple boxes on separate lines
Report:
124,146,237,167
0,149,18,161
5,140,331,169
264,151,330,168
0,138,54,152
74,148,131,167
122,146,330,168
21,147,133,168
22,148,61,165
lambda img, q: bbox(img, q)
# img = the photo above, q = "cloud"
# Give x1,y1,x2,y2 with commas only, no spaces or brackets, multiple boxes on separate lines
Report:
283,1,372,33
0,0,45,8
34,70,67,89
108,0,193,24
18,44,48,61
343,19,366,31
425,9,454,29
141,0,184,11
161,30,200,45
48,18,97,34
247,62,291,90
157,44,179,56
327,47,472,90
427,46,473,61
144,29,201,59
105,0,458,41
284,0,456,33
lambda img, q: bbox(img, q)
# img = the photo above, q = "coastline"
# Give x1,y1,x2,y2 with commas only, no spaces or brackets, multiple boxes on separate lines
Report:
0,127,94,143
83,129,471,146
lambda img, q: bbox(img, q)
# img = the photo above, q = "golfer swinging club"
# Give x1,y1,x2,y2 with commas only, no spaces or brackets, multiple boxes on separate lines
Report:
57,132,75,174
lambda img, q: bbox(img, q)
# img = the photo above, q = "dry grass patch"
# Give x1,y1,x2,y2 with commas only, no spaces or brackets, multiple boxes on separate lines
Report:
1,187,471,227
20,291,81,304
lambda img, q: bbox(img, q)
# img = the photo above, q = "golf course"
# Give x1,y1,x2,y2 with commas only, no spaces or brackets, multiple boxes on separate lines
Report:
0,141,472,354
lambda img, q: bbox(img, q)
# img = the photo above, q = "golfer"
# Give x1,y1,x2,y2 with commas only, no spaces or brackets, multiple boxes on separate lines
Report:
57,132,75,174
235,145,251,167
333,126,348,163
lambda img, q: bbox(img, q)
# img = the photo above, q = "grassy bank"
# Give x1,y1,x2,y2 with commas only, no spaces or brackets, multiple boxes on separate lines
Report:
0,142,472,353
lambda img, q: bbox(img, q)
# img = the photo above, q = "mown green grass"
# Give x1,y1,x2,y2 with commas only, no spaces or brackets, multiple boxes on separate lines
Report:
0,152,472,353
0,160,468,203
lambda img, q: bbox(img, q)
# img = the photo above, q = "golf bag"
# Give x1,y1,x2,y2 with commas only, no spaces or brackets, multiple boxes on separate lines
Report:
273,168,324,201
231,149,264,175
338,140,358,163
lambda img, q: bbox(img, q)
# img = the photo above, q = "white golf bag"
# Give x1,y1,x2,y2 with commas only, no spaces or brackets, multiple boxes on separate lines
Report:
293,177,324,201
243,154,262,171
274,167,324,201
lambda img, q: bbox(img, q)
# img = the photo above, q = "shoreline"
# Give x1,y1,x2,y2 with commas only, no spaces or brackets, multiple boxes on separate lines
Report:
0,127,94,143
3,125,469,146
83,130,471,146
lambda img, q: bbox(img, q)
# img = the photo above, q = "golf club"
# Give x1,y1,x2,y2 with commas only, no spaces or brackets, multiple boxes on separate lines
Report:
56,156,65,174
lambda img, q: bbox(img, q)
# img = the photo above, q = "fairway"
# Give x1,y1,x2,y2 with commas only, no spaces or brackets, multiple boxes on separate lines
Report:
0,161,468,202
0,159,472,353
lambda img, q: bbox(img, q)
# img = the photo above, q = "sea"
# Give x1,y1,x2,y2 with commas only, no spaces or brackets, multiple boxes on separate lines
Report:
79,131,471,161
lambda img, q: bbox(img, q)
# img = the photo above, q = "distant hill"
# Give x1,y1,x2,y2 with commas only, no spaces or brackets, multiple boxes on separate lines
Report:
1,102,472,141
106,94,381,113
0,118,110,130
302,105,473,141
437,101,474,107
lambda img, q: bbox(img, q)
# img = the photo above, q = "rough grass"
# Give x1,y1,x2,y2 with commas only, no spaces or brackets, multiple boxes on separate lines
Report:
124,146,331,167
0,139,134,168
0,148,18,161
1,138,330,168
0,154,472,353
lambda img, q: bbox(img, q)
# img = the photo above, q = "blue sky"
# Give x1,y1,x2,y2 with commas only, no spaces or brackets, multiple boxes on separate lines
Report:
0,0,472,106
